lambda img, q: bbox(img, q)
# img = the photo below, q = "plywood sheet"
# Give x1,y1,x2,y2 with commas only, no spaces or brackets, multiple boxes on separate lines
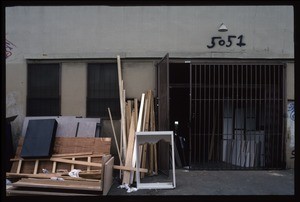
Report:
77,122,97,137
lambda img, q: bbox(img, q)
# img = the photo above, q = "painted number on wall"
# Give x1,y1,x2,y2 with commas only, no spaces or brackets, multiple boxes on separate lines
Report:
207,35,246,49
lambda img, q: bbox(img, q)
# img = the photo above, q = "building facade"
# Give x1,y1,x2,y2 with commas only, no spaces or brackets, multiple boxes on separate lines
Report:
6,5,294,169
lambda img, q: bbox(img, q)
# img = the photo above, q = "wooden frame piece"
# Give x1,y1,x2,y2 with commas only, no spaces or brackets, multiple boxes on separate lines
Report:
135,131,176,189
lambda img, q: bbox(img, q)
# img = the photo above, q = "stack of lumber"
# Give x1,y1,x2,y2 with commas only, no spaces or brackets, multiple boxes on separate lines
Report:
111,55,158,186
109,89,157,185
6,137,114,196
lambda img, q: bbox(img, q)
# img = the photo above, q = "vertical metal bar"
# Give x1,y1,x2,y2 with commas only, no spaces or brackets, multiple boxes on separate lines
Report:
276,65,280,169
217,65,220,164
211,64,215,163
199,65,202,164
272,65,276,168
203,65,206,168
223,65,229,169
254,64,258,169
222,64,226,169
207,65,211,169
264,65,267,168
226,65,233,169
231,65,236,168
189,64,192,169
194,64,197,165
281,65,286,168
257,65,262,168
245,65,249,169
240,65,244,168
250,65,253,169
268,65,272,168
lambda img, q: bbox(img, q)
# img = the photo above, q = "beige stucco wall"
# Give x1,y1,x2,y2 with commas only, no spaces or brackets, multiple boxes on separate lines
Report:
286,63,294,100
122,60,156,99
61,63,87,116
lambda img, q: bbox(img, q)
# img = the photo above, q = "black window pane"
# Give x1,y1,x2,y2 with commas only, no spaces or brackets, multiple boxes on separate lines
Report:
87,63,120,118
27,64,60,116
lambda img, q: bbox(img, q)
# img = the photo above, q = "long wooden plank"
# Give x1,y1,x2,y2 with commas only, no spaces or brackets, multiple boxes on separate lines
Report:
52,152,93,157
50,158,102,168
134,98,138,124
108,107,122,166
142,98,149,131
12,178,102,191
113,165,148,173
130,93,145,183
126,101,132,141
149,90,156,131
117,55,127,158
6,173,63,179
141,143,148,178
144,91,151,131
122,113,136,184
6,188,99,196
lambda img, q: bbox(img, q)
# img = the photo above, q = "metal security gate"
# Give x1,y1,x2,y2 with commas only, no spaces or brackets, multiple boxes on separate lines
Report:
189,63,286,170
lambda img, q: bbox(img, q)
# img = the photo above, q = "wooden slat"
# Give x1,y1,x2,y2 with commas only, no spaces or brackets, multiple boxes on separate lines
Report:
142,97,148,131
130,93,145,183
134,98,138,124
126,101,132,141
149,90,156,131
87,156,91,171
52,152,93,157
12,178,102,191
50,158,102,168
71,158,75,170
113,165,148,173
52,162,57,173
122,113,136,184
108,107,122,166
33,160,39,174
6,188,99,196
117,55,127,158
6,173,63,179
144,91,151,131
141,143,148,178
16,160,22,174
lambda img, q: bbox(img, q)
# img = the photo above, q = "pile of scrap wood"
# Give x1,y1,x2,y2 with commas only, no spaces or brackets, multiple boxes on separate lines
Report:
6,117,114,196
110,56,158,186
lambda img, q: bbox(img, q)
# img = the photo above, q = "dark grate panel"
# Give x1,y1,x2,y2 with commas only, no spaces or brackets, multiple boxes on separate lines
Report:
189,63,286,170
87,63,120,118
27,64,60,116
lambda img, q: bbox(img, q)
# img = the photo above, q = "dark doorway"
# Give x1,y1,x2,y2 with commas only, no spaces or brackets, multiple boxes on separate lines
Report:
169,63,190,167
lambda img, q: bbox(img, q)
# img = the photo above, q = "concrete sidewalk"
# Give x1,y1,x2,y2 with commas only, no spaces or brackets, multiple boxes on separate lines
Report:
108,169,294,195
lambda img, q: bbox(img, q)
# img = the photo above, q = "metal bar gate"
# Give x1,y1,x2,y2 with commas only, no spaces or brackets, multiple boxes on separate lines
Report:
189,63,286,170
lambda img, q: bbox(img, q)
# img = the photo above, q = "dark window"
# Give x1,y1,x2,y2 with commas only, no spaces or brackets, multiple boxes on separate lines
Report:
87,63,120,118
27,63,60,116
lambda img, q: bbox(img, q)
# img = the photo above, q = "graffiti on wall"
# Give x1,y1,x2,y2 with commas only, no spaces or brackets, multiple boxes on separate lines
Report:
6,39,17,59
287,101,295,148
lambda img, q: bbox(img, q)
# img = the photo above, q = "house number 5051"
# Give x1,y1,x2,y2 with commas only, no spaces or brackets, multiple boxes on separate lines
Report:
207,35,246,49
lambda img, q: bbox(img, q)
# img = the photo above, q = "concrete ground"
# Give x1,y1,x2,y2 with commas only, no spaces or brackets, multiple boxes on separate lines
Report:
108,169,294,195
